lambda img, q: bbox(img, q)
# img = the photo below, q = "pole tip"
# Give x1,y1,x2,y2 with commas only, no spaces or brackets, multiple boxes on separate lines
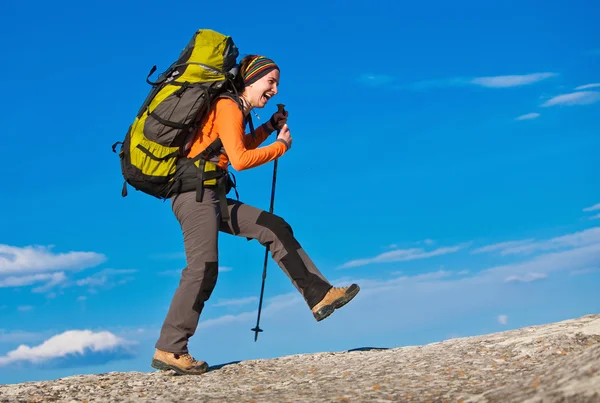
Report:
251,326,263,341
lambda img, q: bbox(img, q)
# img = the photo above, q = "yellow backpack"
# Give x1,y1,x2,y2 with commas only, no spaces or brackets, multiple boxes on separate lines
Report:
112,29,240,201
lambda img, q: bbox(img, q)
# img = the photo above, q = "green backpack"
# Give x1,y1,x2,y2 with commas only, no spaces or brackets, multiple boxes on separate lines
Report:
112,29,240,203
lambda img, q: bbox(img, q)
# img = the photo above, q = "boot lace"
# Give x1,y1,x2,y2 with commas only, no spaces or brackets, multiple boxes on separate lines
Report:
175,353,200,365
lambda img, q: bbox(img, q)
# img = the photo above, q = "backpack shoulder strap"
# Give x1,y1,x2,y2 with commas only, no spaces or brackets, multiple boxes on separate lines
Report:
217,91,257,138
216,91,243,111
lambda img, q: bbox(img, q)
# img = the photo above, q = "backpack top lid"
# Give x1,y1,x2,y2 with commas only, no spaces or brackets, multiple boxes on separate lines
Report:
161,29,240,86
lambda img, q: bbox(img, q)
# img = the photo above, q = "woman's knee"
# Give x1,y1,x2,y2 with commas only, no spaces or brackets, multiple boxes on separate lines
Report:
256,212,300,250
192,261,219,312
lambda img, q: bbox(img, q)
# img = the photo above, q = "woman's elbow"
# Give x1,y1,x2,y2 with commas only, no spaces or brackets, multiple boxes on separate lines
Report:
230,159,249,171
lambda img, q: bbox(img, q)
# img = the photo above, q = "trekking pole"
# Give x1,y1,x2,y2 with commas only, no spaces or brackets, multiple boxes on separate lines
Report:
252,103,286,342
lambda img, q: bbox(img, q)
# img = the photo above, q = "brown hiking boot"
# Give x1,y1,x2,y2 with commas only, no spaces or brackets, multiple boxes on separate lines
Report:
151,349,208,375
311,284,360,322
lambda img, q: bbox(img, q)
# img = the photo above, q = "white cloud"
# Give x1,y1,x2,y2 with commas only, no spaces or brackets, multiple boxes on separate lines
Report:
473,227,600,256
583,203,600,212
373,269,456,283
17,306,33,312
505,272,547,283
515,112,540,121
197,311,257,330
0,245,105,276
357,74,395,87
590,214,600,221
472,239,535,255
570,267,600,276
75,269,136,290
504,227,600,255
117,277,134,286
76,276,107,287
0,330,133,366
350,232,600,294
339,244,465,269
386,240,433,250
396,270,454,282
77,296,87,302
0,272,65,290
197,292,301,330
0,246,136,296
397,77,468,90
0,271,70,296
498,315,508,325
330,269,465,294
399,72,557,91
212,296,258,308
394,239,439,247
100,269,136,276
159,266,232,276
575,83,600,90
32,273,67,293
470,72,557,88
480,243,600,283
541,91,600,107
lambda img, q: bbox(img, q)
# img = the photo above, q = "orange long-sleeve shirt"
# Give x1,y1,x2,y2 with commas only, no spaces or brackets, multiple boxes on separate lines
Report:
187,97,287,171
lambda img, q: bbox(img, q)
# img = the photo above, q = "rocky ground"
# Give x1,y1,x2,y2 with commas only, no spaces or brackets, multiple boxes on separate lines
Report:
1,314,599,402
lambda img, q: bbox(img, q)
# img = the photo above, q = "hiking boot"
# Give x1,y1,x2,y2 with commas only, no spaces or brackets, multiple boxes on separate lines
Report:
311,284,360,322
151,349,208,375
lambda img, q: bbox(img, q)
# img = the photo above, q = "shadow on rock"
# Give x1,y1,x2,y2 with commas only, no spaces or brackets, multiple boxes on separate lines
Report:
346,346,390,352
207,360,242,372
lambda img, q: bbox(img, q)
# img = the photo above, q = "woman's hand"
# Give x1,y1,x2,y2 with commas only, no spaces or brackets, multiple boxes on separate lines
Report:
277,124,292,150
269,109,288,131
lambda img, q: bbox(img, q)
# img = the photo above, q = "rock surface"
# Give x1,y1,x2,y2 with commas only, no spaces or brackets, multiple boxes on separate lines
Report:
1,314,599,402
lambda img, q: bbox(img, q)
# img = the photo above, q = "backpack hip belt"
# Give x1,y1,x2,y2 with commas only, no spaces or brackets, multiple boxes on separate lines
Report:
165,136,238,223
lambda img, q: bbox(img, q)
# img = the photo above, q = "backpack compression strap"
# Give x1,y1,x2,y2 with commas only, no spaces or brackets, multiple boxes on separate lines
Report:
195,137,224,203
193,136,238,223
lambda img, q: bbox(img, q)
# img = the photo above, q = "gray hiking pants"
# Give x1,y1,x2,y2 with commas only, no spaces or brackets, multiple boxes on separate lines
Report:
155,189,333,353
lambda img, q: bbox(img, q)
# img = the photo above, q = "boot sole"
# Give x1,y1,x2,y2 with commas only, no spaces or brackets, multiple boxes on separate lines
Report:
313,284,360,322
151,358,208,375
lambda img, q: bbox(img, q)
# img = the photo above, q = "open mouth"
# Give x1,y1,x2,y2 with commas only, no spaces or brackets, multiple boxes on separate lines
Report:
262,92,273,102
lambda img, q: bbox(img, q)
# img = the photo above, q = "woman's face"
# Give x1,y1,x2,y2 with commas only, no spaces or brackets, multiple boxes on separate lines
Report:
244,69,280,108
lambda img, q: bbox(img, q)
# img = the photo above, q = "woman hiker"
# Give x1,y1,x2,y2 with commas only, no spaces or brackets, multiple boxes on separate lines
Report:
151,55,360,375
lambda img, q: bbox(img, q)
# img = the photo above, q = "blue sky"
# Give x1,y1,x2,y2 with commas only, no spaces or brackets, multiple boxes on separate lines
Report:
1,0,599,385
